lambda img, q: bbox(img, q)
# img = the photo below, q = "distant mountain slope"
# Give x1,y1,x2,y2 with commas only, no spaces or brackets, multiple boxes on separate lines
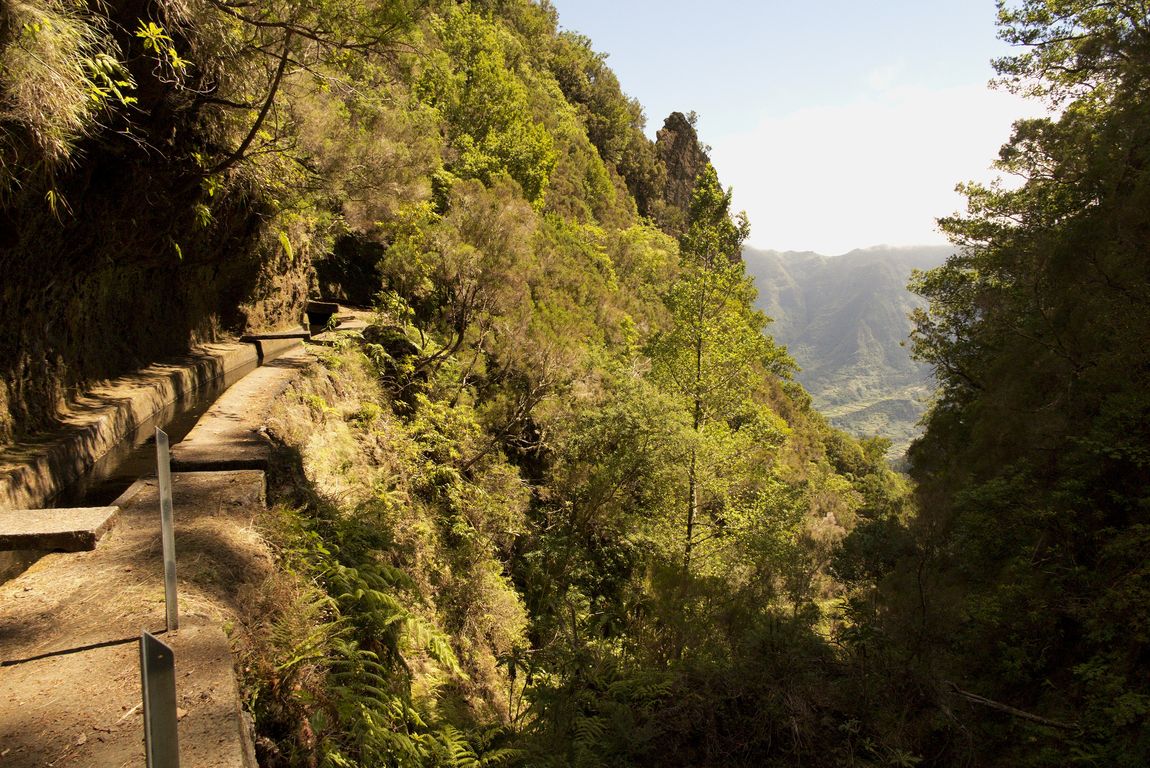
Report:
745,245,952,457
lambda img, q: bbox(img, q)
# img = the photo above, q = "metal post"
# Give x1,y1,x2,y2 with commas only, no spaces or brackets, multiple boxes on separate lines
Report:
140,631,180,768
156,428,178,632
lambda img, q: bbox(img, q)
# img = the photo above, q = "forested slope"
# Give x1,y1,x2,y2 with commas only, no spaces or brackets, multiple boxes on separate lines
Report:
4,1,1146,767
745,245,950,457
3,2,910,766
893,3,1150,764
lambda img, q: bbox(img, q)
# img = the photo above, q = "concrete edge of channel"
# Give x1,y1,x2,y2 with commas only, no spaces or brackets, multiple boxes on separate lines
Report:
0,336,309,768
0,339,297,513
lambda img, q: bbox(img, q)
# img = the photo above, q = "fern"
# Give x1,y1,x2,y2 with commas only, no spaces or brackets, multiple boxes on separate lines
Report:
435,724,480,767
477,747,524,768
573,714,607,752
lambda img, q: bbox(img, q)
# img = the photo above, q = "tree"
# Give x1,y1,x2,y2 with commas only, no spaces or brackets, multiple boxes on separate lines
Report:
177,0,427,175
994,0,1150,105
379,176,537,381
0,0,428,212
416,6,557,203
649,165,792,571
903,2,1150,762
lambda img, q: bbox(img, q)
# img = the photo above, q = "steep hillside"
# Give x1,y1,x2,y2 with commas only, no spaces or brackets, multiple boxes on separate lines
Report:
745,245,950,456
3,3,915,767
13,1,1144,766
0,1,717,447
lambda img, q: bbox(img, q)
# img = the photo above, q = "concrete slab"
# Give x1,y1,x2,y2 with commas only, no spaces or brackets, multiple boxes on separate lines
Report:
0,336,313,766
240,332,308,362
0,617,254,768
306,300,340,326
309,305,374,345
0,470,267,768
0,506,119,551
239,329,311,340
171,347,311,471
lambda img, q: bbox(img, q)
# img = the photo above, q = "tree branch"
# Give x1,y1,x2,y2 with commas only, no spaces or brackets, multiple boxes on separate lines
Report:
208,30,293,176
944,682,1080,731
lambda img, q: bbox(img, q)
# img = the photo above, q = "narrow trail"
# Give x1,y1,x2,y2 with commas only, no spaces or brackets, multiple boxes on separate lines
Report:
0,313,368,765
0,470,270,767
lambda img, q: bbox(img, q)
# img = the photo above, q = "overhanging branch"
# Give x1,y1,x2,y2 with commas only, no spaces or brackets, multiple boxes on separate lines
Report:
208,30,293,176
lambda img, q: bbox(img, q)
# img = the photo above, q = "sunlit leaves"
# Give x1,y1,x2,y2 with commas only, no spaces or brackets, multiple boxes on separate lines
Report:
0,0,135,200
416,7,557,203
995,0,1150,105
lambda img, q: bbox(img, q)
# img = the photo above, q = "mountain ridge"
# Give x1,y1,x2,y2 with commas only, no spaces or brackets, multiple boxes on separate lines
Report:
744,244,952,457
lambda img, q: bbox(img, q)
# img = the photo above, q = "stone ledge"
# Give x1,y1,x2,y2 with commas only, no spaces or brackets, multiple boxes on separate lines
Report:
0,506,120,551
239,332,308,362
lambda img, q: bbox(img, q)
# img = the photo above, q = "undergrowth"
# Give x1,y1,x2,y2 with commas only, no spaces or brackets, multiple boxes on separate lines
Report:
242,339,527,768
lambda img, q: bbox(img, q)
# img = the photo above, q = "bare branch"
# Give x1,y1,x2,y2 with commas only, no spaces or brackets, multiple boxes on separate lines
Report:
944,682,1080,731
208,30,293,175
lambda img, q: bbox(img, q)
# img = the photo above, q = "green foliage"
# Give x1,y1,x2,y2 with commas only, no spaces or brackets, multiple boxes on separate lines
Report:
543,28,664,220
254,347,534,767
994,0,1150,105
0,0,133,198
3,0,924,764
134,20,190,79
646,164,795,571
678,165,751,269
381,176,537,371
548,32,636,166
891,2,1150,764
416,6,557,202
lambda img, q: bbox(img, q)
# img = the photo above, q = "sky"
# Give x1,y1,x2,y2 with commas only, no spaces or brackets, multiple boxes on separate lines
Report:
552,0,1048,255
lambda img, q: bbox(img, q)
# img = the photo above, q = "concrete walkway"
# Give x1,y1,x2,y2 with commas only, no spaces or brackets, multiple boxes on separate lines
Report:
0,340,319,767
0,471,268,767
172,348,310,472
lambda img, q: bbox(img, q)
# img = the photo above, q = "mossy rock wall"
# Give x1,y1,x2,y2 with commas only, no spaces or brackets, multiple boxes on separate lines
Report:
0,151,309,446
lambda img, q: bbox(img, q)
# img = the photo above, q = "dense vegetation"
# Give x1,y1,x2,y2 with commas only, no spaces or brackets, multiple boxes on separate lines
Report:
3,0,1148,766
901,2,1150,763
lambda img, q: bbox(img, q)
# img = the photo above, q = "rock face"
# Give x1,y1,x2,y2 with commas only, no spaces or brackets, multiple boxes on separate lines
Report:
654,111,711,235
0,1,311,449
0,164,309,448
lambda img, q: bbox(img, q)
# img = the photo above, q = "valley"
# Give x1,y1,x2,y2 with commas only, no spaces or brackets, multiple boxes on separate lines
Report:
745,245,951,457
2,1,1146,765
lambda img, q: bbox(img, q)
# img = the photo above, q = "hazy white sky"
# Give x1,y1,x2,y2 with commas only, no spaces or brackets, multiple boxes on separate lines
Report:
553,1,1047,255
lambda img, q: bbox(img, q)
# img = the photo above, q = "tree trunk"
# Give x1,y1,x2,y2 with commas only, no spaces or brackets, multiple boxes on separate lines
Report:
686,446,697,570
685,319,703,571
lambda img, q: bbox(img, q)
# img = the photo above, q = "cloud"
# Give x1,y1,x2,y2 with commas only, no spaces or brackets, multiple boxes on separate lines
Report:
866,62,904,91
710,84,1047,255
